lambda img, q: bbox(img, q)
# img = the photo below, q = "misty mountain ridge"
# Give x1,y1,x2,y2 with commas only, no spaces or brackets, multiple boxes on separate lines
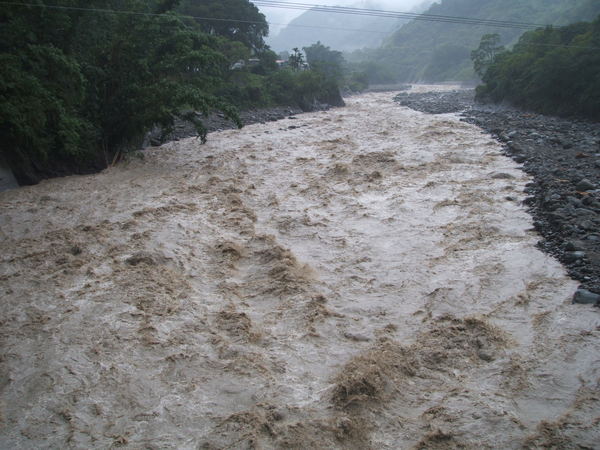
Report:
349,0,600,82
267,1,433,53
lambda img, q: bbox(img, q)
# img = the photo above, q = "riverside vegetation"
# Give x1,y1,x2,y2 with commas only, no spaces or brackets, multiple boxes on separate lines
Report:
474,15,600,121
0,0,351,184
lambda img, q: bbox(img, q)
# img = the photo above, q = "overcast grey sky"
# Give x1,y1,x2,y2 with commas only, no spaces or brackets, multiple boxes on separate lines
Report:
256,0,426,34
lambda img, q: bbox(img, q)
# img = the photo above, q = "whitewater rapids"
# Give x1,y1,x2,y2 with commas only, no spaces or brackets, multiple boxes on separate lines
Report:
1,88,599,448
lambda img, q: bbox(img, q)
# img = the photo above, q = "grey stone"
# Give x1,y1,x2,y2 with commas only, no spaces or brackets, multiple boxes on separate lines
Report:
579,220,595,231
586,252,600,265
576,179,596,191
572,289,600,305
0,166,18,192
549,211,567,222
567,196,582,207
564,251,586,263
565,241,586,251
582,196,595,206
477,350,494,362
343,331,371,342
491,172,515,180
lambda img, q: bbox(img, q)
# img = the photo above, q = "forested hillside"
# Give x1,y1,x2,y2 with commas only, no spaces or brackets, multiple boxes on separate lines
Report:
0,0,343,184
475,16,600,120
348,0,600,83
267,1,424,52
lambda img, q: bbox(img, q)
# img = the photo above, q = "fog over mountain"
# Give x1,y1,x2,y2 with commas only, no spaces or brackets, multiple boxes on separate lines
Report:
352,0,600,83
260,0,429,52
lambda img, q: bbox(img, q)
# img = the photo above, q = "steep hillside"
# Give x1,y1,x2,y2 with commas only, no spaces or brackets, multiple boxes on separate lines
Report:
267,1,430,53
350,0,600,82
476,15,600,119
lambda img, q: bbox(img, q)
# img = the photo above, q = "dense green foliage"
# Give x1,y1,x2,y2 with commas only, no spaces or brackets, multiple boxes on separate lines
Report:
347,0,600,83
177,0,268,51
0,0,344,184
303,42,369,93
304,42,344,82
288,48,305,71
475,16,600,120
470,34,504,78
0,0,238,182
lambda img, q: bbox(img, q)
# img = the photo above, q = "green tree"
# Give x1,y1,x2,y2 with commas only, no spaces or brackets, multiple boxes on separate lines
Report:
471,33,505,78
0,2,92,182
0,0,240,183
303,41,345,82
288,48,305,71
177,0,268,51
476,16,600,120
86,11,239,154
0,0,342,184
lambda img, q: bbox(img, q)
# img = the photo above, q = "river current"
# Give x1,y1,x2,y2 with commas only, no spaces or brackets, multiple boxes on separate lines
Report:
1,86,598,448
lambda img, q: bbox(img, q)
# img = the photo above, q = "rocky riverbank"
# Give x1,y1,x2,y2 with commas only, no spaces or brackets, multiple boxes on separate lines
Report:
145,106,306,146
395,89,600,304
147,98,345,147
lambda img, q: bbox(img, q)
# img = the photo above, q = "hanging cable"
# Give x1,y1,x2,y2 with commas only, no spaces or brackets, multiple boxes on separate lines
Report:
253,0,547,29
2,0,598,50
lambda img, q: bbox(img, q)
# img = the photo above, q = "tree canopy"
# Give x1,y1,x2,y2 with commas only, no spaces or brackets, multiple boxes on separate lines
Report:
304,42,345,82
471,34,505,78
0,0,242,183
475,15,600,120
1,1,344,184
177,0,269,52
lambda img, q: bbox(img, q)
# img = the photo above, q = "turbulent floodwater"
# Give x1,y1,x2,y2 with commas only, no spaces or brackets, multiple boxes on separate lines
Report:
1,88,599,449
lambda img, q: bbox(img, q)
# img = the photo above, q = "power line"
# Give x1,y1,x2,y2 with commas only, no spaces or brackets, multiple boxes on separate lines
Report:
2,1,598,50
387,40,600,51
0,1,394,34
516,41,600,51
255,1,600,50
2,0,545,30
253,0,547,29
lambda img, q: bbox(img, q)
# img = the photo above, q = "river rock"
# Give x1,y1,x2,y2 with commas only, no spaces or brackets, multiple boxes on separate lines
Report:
576,179,596,191
572,288,600,305
565,241,586,251
343,331,371,342
564,251,586,263
578,220,595,231
491,172,515,180
0,166,19,192
566,196,582,207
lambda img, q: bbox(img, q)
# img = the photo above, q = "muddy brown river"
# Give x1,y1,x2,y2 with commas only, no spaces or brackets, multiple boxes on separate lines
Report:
1,87,599,448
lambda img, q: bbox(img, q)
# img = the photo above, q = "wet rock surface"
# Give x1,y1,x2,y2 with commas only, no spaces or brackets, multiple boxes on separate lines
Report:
395,90,475,114
395,89,600,301
146,104,338,146
145,106,303,146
